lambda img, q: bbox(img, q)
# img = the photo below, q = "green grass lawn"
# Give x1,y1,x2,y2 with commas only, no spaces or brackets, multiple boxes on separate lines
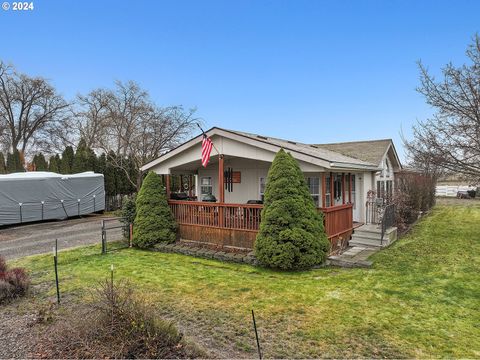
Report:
12,204,480,358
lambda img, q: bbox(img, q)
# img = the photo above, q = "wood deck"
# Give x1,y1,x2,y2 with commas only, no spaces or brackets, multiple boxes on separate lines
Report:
169,200,353,253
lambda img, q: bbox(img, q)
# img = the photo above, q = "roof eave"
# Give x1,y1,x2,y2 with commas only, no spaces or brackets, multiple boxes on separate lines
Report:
330,162,380,171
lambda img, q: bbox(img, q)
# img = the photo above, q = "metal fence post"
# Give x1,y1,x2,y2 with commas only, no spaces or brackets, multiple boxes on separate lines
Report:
129,223,133,248
252,309,262,359
101,220,106,254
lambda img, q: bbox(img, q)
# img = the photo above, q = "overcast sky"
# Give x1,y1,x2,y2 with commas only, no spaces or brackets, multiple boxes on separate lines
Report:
1,0,479,161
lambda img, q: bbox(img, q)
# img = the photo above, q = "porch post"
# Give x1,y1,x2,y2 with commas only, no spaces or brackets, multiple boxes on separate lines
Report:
165,174,171,199
348,173,352,203
218,155,225,228
218,155,225,203
188,175,193,198
321,173,326,208
342,173,345,205
330,172,334,207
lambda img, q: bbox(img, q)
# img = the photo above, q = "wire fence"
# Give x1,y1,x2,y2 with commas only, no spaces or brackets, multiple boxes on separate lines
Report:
101,217,132,254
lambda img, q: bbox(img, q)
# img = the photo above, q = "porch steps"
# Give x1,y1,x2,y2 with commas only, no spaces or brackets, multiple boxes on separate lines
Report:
349,224,398,249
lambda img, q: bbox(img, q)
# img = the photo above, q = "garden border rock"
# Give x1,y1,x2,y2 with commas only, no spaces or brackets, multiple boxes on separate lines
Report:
153,242,258,265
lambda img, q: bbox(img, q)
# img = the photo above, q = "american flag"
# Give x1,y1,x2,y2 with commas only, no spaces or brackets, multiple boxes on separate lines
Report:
201,134,213,167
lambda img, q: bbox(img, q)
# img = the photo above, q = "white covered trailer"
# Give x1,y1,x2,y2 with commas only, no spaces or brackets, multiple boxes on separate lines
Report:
0,171,105,226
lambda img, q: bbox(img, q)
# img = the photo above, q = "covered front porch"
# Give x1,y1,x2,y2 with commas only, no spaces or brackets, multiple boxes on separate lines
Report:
163,154,356,253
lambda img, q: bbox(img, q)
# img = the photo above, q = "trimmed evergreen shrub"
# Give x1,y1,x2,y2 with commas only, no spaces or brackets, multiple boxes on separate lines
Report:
254,149,329,270
121,196,136,225
133,171,177,248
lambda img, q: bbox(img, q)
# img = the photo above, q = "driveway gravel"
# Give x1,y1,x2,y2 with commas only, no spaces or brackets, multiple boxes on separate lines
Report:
0,215,124,260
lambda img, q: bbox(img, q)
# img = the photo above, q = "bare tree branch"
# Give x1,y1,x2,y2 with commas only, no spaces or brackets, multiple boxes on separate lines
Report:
405,34,480,182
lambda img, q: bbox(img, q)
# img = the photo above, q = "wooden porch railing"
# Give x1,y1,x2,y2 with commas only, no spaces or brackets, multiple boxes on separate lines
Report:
169,200,263,232
318,204,353,240
168,200,353,241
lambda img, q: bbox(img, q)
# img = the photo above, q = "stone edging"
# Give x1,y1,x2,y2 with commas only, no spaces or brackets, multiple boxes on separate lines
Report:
153,243,258,265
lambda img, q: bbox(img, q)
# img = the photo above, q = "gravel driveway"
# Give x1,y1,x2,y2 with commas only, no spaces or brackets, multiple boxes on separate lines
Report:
0,215,124,260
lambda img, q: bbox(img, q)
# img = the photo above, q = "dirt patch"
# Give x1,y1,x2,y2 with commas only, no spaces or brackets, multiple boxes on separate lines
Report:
0,299,40,359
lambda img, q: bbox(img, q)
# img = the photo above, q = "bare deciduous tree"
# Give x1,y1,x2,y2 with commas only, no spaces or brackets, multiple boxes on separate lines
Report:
405,34,480,181
0,62,69,154
74,89,110,149
77,81,198,189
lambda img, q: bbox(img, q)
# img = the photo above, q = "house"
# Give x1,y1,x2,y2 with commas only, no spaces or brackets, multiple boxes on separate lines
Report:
141,127,402,252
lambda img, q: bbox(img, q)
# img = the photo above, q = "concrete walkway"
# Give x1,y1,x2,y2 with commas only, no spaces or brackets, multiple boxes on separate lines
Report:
327,246,377,268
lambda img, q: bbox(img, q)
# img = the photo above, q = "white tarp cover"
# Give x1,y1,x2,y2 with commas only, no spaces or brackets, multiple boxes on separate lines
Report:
0,171,105,226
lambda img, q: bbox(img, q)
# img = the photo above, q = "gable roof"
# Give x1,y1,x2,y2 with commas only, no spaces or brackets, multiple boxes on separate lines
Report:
220,128,378,168
314,139,401,169
141,127,400,172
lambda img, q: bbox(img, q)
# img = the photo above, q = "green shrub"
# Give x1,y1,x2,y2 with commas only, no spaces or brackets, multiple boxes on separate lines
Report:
133,172,177,248
254,149,329,270
121,195,136,225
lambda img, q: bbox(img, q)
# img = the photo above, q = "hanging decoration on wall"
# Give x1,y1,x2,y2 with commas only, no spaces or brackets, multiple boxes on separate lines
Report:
224,167,233,192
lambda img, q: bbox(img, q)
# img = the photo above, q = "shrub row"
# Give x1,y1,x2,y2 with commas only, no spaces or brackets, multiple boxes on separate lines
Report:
394,170,436,231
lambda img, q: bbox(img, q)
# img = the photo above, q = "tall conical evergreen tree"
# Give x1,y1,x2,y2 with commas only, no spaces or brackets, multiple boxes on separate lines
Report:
254,149,329,270
60,146,74,174
73,138,97,173
33,153,48,171
105,152,119,196
6,150,24,173
133,171,177,248
0,153,6,174
48,155,61,173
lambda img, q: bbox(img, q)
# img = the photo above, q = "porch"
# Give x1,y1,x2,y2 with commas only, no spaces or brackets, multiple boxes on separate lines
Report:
168,200,353,253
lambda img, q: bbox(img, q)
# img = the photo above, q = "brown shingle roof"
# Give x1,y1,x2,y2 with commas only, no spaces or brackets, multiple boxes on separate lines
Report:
314,139,392,166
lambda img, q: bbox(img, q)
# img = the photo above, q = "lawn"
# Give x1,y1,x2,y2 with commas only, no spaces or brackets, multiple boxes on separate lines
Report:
12,204,480,358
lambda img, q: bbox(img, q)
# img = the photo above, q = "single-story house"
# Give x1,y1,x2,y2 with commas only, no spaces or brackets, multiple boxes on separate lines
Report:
142,127,402,252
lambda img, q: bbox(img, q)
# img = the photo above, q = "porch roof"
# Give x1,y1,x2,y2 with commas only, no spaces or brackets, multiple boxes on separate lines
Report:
141,127,382,173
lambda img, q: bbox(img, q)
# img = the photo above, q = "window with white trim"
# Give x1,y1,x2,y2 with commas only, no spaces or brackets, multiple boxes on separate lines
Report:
325,175,331,207
259,177,267,201
200,177,212,196
306,177,320,207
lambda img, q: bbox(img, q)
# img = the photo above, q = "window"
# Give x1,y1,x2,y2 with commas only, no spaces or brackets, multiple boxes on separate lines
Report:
306,177,320,207
386,180,393,203
377,180,385,199
334,174,342,201
325,175,331,207
200,177,212,196
259,177,266,201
